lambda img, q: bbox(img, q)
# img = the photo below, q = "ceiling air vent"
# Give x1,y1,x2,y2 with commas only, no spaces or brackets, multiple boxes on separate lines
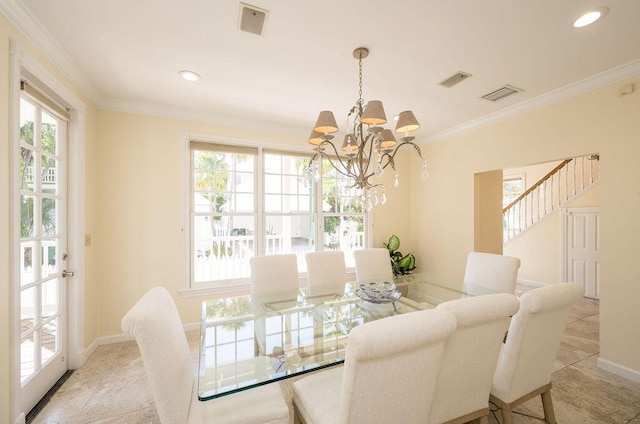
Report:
439,71,472,88
481,85,523,102
238,3,269,36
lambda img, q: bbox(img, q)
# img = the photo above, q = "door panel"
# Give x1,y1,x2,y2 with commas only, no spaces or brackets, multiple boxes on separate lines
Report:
18,95,68,412
565,208,600,299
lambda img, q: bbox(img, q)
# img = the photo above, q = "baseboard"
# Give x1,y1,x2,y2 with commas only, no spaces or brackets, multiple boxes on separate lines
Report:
73,339,99,369
89,321,202,350
516,279,547,288
597,357,640,384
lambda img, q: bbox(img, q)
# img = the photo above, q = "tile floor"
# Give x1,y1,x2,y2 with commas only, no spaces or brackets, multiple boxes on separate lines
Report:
32,288,640,424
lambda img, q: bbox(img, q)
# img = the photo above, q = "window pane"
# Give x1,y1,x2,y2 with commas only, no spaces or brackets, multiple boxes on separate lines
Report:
21,335,36,383
298,195,312,212
193,215,254,283
265,194,281,212
21,242,35,286
194,192,214,213
41,111,58,155
234,194,254,212
265,175,281,194
41,278,59,319
235,172,254,193
41,318,59,365
282,176,300,195
21,195,35,238
21,287,36,334
20,99,35,145
20,147,34,192
42,242,58,279
323,216,365,251
264,215,314,271
264,154,281,173
42,198,57,236
503,177,524,207
41,156,57,195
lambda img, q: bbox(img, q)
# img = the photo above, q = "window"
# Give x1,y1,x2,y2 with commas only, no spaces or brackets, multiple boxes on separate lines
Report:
186,139,369,292
503,174,525,208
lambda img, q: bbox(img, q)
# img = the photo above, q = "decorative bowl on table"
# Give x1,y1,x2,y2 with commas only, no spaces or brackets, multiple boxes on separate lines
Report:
356,281,402,304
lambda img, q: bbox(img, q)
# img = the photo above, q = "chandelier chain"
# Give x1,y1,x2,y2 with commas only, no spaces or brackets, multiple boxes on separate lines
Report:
357,54,364,107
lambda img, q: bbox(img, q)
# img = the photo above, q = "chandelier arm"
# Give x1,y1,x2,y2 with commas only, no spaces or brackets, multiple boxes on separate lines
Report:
315,141,360,180
351,128,375,178
378,140,426,170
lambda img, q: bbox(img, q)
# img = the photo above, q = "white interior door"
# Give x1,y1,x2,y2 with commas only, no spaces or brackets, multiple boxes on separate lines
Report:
563,207,600,299
18,94,69,413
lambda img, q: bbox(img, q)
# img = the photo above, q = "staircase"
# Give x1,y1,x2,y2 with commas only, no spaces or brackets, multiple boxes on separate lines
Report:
503,155,600,242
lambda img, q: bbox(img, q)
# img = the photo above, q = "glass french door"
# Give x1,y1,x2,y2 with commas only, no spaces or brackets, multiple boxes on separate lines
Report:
18,95,68,412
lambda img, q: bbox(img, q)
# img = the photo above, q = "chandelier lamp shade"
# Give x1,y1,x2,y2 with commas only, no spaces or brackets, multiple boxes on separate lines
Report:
307,47,428,206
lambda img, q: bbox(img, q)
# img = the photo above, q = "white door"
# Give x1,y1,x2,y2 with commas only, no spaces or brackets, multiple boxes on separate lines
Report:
18,94,69,412
563,207,600,299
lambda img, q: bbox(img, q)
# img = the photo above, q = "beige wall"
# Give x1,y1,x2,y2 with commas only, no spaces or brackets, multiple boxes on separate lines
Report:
412,75,640,377
474,170,504,254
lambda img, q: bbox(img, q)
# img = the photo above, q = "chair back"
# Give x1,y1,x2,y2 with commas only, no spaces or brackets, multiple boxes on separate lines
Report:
121,287,192,424
463,252,521,294
337,308,456,424
492,282,584,403
353,248,393,281
250,254,299,294
305,250,348,287
430,293,520,423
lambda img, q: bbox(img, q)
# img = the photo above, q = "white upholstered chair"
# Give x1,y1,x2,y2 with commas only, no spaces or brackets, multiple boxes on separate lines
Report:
292,308,457,424
353,247,393,281
463,252,521,294
250,253,299,294
305,250,348,287
490,282,584,424
430,293,521,424
121,287,289,424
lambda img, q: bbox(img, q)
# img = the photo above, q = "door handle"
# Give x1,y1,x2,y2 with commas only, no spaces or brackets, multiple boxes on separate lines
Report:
62,270,75,278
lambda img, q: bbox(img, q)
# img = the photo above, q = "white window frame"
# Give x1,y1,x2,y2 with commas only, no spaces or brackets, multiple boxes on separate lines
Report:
180,133,373,297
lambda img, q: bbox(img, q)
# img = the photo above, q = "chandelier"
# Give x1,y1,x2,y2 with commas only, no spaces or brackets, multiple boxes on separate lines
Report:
307,47,428,206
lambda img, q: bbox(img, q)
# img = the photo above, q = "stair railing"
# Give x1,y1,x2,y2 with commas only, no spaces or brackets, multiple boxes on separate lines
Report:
503,155,599,242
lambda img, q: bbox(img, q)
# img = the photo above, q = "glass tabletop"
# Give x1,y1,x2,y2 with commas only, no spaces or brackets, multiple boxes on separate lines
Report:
198,272,493,401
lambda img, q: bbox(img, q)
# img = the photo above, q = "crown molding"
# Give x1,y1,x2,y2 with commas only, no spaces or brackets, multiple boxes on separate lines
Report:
426,58,640,144
3,0,639,142
0,0,102,105
100,97,309,137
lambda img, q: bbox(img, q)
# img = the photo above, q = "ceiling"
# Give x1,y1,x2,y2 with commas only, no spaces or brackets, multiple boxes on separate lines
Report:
6,0,640,142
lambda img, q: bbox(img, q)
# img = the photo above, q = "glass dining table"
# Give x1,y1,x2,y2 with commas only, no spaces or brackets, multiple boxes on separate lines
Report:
198,272,496,401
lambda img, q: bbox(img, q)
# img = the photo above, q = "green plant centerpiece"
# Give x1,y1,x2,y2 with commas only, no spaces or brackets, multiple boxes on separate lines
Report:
383,234,416,276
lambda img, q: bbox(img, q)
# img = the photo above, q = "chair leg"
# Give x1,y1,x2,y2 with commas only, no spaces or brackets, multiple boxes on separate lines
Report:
541,390,557,424
500,406,515,424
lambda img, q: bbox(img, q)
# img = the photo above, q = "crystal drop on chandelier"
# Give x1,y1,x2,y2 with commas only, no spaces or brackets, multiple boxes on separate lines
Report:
375,164,384,177
394,173,399,188
421,161,429,181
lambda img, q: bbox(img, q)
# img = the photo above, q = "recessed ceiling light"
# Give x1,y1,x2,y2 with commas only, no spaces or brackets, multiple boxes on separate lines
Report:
573,7,609,28
179,70,201,82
